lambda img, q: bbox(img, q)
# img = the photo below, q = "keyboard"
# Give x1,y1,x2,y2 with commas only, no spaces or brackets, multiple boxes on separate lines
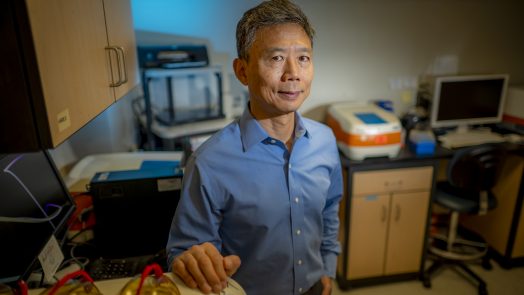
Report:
87,255,153,280
438,130,506,148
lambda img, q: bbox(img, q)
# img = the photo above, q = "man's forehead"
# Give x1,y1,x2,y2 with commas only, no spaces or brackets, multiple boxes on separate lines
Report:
253,26,311,46
256,23,304,38
262,46,312,54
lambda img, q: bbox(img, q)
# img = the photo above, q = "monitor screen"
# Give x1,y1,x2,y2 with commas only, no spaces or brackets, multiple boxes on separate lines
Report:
0,151,75,283
430,74,509,128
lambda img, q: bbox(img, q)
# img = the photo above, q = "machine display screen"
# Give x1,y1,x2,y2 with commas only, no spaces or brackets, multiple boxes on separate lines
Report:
355,112,387,124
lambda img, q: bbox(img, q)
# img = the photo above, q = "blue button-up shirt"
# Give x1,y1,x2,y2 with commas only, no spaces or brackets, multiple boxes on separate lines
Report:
167,108,343,295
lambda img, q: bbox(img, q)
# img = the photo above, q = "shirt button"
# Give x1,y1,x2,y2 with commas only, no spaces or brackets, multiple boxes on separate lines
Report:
296,229,301,235
298,259,303,265
270,139,276,144
295,197,299,203
289,163,292,169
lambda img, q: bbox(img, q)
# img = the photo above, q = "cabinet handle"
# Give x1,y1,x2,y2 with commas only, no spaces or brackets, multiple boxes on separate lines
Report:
381,205,387,222
105,46,123,87
116,46,128,85
395,204,401,221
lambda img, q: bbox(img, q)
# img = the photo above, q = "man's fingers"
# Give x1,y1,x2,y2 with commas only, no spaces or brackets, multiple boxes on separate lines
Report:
192,245,225,293
203,245,228,284
223,255,241,276
180,252,213,293
172,258,197,289
172,243,232,294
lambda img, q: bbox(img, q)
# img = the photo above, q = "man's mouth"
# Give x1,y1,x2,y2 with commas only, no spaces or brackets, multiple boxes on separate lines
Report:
278,90,302,98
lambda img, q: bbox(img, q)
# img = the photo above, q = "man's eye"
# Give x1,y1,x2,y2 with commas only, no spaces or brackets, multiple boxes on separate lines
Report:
299,56,310,62
272,56,284,62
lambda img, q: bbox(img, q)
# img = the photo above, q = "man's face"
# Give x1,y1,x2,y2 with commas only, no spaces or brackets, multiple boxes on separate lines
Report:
234,23,314,119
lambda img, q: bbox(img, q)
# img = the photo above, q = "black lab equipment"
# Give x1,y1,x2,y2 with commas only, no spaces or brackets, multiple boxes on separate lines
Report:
89,160,183,258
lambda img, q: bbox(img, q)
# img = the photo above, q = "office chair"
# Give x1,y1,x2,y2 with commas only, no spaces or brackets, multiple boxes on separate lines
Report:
422,144,506,295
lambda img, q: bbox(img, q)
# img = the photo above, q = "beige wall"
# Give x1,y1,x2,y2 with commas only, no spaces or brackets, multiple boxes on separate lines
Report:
52,0,524,169
300,0,524,116
132,0,524,116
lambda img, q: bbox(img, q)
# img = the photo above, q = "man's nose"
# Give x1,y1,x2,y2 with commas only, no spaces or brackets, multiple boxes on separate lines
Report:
281,59,299,81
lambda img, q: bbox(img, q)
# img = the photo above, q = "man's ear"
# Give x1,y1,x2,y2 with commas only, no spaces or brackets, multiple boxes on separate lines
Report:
233,58,248,86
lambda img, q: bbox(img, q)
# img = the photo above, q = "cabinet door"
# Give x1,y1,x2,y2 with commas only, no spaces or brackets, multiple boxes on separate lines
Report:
103,0,139,100
385,191,430,275
347,194,390,279
25,0,114,146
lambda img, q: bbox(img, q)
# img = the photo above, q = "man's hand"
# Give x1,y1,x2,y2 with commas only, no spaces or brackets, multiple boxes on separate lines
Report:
172,242,241,294
320,275,332,295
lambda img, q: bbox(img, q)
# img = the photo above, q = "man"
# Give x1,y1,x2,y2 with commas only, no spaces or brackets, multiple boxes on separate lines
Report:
166,1,342,294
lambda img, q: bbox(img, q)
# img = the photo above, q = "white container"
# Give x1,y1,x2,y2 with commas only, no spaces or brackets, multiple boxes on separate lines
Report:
326,102,402,160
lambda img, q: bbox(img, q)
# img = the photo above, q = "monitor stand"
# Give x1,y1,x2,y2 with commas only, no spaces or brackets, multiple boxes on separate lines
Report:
454,124,471,134
452,124,491,135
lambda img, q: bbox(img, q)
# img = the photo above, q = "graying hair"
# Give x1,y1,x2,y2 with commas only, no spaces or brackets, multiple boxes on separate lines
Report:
236,0,315,61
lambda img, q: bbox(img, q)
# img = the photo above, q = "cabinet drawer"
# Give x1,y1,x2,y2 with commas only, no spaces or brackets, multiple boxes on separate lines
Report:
353,166,433,195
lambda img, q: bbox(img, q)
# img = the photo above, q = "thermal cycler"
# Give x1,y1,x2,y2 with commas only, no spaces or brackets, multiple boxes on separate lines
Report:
327,102,402,160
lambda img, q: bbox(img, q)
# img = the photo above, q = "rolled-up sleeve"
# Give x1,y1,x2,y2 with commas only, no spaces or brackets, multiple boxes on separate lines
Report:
321,149,343,278
166,156,223,269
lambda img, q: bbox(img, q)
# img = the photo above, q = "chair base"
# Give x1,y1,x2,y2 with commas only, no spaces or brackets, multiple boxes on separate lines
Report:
430,213,489,261
424,211,492,295
430,230,488,261
422,258,489,295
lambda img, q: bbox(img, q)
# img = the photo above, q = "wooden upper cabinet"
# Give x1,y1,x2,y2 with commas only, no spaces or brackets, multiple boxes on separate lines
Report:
25,0,114,146
0,0,138,152
104,0,139,100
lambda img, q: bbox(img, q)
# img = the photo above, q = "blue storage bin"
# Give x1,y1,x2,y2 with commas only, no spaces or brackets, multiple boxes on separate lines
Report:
408,130,436,155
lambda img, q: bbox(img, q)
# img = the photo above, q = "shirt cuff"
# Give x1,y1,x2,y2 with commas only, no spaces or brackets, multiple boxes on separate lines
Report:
323,252,338,279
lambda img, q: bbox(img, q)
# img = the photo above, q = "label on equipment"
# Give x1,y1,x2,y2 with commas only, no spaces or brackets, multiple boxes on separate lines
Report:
157,178,182,192
57,109,71,132
38,235,64,282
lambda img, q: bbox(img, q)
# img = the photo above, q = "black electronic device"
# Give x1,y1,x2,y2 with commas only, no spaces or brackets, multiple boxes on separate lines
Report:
89,163,183,258
430,74,509,130
87,255,151,281
137,45,209,69
0,151,76,283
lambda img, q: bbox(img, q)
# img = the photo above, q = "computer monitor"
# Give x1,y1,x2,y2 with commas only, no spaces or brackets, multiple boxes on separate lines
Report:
429,74,509,130
0,150,75,283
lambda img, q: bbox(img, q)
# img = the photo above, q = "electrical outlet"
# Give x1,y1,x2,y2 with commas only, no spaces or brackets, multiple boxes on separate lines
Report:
389,77,418,90
401,90,414,104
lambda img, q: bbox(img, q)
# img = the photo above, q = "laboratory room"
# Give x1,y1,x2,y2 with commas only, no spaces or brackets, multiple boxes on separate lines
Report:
1,0,524,294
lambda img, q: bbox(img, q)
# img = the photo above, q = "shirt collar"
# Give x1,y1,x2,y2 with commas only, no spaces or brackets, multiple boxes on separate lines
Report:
239,105,310,152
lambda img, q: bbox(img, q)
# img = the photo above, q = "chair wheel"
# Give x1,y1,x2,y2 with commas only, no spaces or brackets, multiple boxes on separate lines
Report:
478,285,488,295
422,277,431,289
482,258,493,270
336,277,351,291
